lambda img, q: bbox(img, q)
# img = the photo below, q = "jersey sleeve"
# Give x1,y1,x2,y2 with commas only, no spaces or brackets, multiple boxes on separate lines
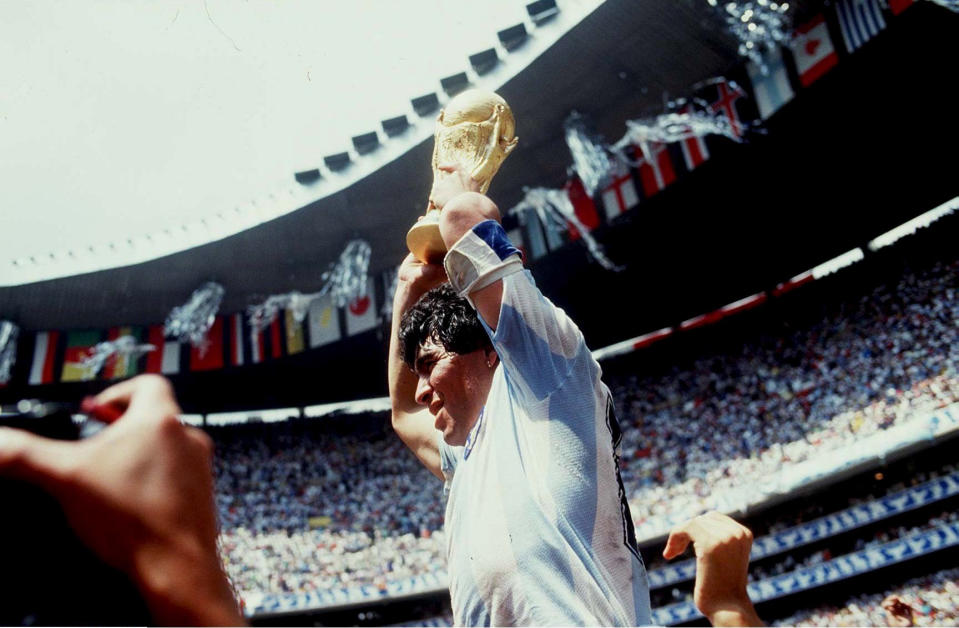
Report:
445,220,588,403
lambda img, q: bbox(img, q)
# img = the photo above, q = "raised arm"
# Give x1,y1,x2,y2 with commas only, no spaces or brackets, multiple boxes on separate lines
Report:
433,165,509,330
388,253,447,480
663,512,763,627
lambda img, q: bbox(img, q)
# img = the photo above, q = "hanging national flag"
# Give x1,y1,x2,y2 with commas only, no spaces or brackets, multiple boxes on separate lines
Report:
102,326,146,380
268,314,285,360
227,313,245,367
190,316,225,372
835,0,886,53
677,104,710,171
566,176,602,237
145,325,182,375
518,208,549,260
706,79,748,141
345,278,378,336
887,0,914,14
61,330,105,382
790,15,839,87
633,141,677,198
28,331,61,385
285,309,306,355
746,47,796,119
598,167,639,221
308,294,341,348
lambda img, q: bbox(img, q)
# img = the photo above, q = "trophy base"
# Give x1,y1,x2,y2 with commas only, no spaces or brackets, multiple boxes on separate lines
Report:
406,213,447,264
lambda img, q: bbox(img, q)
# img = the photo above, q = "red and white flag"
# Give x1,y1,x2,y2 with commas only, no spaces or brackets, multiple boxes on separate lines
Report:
145,325,181,375
345,278,378,336
28,331,60,385
599,167,639,221
565,176,601,238
790,15,839,87
678,105,710,170
190,316,225,372
633,141,676,197
708,80,748,140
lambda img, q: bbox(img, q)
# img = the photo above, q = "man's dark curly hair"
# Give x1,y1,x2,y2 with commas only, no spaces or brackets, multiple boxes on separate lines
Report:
399,283,492,369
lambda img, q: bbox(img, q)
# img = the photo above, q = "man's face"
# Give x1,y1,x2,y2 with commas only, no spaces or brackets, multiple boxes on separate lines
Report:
413,338,494,446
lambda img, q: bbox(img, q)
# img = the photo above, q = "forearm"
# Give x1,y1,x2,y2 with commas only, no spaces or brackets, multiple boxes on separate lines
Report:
132,538,244,626
388,279,425,418
438,191,501,251
707,603,763,627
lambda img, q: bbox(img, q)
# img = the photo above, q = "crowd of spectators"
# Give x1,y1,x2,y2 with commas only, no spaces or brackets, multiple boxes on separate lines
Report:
611,259,959,539
772,567,959,626
211,421,446,596
209,255,959,608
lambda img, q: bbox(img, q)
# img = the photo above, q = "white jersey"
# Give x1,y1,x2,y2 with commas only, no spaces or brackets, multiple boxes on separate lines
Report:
439,220,651,626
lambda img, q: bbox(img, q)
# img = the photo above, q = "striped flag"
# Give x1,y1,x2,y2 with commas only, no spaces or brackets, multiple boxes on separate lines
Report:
518,207,549,261
308,294,341,348
566,176,602,237
102,326,146,380
28,331,60,385
678,104,710,171
145,325,182,375
268,315,284,360
345,279,378,336
633,141,677,197
599,167,639,220
790,15,839,87
190,316,225,372
285,309,306,355
835,0,887,52
227,313,245,367
746,48,796,119
61,330,104,382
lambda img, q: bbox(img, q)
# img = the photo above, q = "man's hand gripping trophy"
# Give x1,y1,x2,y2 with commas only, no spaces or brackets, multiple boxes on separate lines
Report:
406,89,518,263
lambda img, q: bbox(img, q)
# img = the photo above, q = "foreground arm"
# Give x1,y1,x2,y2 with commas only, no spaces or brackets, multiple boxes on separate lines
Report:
0,375,243,626
388,253,447,480
663,512,763,627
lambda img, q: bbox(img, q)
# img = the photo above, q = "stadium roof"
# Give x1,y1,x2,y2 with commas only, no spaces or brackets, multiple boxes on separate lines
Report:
1,0,816,329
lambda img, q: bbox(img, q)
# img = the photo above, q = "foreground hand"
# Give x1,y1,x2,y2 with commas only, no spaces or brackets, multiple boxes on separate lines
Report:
429,162,483,210
664,511,762,627
0,375,243,626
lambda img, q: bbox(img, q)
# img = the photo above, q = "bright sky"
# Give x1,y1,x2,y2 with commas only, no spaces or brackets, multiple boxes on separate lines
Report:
1,0,599,285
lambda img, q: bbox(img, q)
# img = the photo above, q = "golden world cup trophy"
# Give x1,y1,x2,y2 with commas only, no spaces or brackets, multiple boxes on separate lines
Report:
406,89,518,263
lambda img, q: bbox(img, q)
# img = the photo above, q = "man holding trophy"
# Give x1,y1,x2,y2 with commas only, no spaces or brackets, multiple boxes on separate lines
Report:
388,89,653,625
388,89,763,627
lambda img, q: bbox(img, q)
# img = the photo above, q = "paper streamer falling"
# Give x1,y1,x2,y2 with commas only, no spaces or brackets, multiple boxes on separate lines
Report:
0,321,18,385
81,335,157,379
164,281,226,350
320,239,371,308
247,239,371,336
704,0,793,66
611,80,754,165
509,187,624,272
564,111,616,197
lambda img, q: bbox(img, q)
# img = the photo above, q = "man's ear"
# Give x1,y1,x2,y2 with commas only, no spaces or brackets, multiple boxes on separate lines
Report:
485,349,499,368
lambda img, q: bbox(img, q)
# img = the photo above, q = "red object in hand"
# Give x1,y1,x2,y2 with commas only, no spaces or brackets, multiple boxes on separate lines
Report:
80,397,125,423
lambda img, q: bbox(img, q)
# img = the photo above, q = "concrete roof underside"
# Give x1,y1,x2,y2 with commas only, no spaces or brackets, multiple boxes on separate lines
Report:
2,0,824,330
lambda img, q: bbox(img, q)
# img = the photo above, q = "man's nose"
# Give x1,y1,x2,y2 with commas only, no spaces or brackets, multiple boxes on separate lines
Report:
415,376,432,406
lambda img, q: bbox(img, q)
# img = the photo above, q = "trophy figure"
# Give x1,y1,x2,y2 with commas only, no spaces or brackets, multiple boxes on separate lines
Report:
406,89,518,263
